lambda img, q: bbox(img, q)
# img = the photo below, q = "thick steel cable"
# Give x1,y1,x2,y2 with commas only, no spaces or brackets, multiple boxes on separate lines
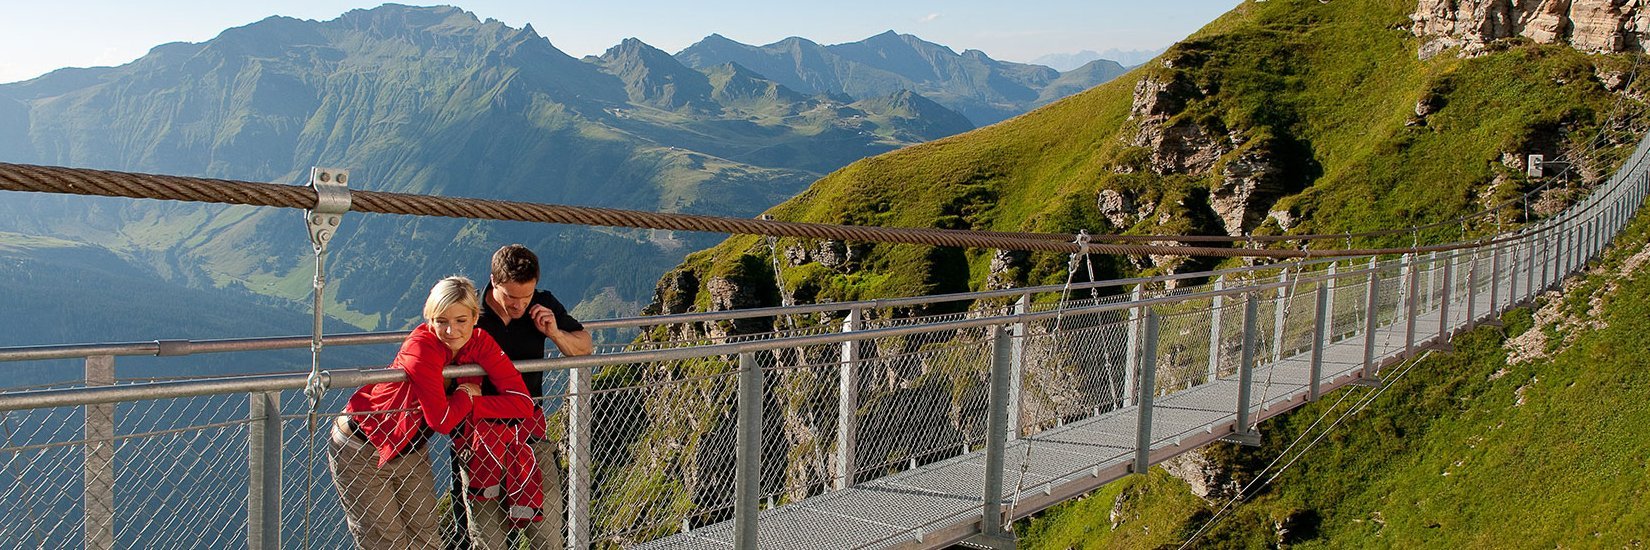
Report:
0,162,1597,259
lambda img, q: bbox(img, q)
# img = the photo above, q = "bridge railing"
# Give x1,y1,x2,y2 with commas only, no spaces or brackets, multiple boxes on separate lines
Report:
0,132,1647,548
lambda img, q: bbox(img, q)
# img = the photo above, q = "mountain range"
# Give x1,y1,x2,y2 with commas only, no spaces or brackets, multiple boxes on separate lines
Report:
675,31,1128,126
0,3,1129,356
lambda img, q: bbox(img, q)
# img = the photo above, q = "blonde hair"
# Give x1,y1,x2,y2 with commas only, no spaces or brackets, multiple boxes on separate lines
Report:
423,276,480,321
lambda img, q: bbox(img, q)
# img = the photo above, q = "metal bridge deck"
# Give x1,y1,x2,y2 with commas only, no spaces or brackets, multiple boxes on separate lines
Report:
640,293,1493,549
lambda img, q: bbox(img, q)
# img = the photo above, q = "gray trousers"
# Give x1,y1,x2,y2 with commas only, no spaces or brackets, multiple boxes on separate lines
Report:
460,440,566,550
328,416,441,550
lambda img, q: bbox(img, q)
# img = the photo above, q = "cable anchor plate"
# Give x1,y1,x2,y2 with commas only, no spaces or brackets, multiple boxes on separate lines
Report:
306,167,351,254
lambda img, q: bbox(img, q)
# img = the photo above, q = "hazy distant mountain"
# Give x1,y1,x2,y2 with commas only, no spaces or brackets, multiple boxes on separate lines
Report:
1031,47,1166,71
676,31,1126,126
1034,59,1129,106
0,4,976,348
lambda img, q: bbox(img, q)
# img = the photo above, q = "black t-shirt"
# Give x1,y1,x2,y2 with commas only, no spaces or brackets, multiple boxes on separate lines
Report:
476,284,584,398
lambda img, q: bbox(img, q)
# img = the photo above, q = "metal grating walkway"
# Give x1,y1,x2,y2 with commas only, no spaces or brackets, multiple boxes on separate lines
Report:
639,292,1492,549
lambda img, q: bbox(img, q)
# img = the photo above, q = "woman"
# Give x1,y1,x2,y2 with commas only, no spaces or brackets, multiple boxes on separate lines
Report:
328,276,534,548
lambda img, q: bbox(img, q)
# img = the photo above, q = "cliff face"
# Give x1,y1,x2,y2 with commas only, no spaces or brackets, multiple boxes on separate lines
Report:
1413,0,1650,58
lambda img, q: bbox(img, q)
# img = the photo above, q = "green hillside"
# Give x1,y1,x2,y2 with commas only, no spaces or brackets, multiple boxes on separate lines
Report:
607,1,1650,546
652,0,1648,315
1020,197,1650,548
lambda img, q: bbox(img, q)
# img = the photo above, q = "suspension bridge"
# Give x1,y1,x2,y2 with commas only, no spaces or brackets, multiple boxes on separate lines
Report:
0,128,1644,549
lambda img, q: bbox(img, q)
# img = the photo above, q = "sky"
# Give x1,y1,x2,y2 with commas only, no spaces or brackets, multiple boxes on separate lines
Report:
0,1,1243,84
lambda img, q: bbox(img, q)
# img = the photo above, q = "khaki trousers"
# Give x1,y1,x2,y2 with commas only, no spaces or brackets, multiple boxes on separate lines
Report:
460,440,566,550
328,417,441,550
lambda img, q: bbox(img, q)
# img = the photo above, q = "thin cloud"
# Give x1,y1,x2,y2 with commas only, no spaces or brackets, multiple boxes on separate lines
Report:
919,13,942,23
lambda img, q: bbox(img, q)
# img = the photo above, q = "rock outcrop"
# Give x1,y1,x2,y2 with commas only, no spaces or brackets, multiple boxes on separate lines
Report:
1413,0,1650,59
1211,151,1286,236
1162,448,1240,502
1129,73,1229,175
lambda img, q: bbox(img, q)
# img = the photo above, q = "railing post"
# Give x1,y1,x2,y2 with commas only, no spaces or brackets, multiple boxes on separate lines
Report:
1362,258,1381,382
248,391,281,550
1555,230,1565,282
568,362,593,549
980,325,1014,541
835,308,861,490
1207,276,1225,381
1423,253,1434,312
1327,262,1339,331
1508,241,1521,306
1227,296,1260,445
1565,225,1575,276
1464,249,1478,328
1525,236,1536,300
1490,244,1502,315
84,355,115,550
1590,218,1600,262
1008,295,1028,437
1309,283,1328,401
1271,269,1289,362
1132,312,1160,472
1404,254,1418,357
1123,285,1143,407
1440,252,1454,339
734,352,763,550
1541,236,1552,290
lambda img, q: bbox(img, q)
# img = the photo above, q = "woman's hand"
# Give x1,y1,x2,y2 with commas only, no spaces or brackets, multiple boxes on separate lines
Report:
456,383,481,398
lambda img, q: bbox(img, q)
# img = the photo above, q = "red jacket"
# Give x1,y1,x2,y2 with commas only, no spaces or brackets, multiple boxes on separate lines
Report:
346,324,533,467
459,420,545,527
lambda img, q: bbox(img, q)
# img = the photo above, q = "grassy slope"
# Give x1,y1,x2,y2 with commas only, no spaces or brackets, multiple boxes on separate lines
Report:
663,0,1646,309
1021,205,1650,548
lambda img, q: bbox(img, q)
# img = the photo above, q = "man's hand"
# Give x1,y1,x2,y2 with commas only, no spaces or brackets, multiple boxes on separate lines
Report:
529,304,559,336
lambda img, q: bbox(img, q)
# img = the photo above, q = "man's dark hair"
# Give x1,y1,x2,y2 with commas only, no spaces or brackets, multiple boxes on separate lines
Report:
491,244,539,284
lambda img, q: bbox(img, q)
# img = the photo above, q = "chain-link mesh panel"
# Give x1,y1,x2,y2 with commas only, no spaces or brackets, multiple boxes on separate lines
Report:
849,330,992,481
0,393,258,550
1015,310,1130,438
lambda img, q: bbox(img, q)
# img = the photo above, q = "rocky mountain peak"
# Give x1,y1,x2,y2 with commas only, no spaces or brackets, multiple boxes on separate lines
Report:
596,37,716,111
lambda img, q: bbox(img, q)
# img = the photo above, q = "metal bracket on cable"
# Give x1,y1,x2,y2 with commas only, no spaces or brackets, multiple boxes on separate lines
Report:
303,168,351,417
307,168,351,254
1069,229,1091,272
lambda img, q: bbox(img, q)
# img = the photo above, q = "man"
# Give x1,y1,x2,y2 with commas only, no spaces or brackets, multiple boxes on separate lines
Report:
450,244,593,550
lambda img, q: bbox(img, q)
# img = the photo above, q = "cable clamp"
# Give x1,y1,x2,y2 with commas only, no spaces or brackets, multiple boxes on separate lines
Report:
1068,230,1091,273
306,168,352,255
